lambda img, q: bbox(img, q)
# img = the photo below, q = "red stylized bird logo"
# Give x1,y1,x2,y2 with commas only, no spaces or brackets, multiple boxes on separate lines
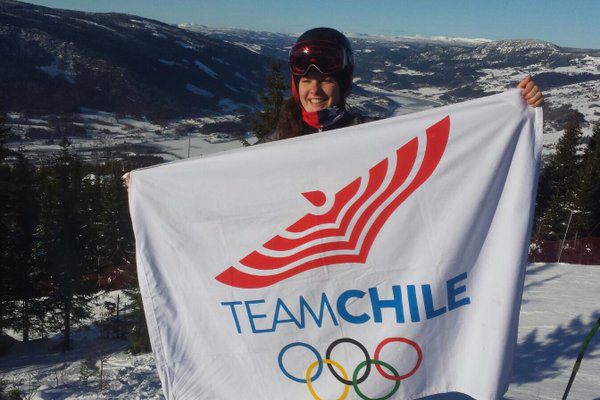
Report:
216,116,450,288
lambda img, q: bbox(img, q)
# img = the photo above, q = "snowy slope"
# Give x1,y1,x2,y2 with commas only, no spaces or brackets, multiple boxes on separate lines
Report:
1,262,598,399
505,263,600,400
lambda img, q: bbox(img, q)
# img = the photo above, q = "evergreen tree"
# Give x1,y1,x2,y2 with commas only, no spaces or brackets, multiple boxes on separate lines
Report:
0,114,10,160
0,117,14,339
37,139,95,351
250,62,289,139
577,121,600,236
126,289,151,354
538,121,584,239
97,163,134,271
98,163,148,351
7,153,43,342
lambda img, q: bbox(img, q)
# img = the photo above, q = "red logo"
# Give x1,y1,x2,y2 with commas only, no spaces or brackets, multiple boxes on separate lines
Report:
216,116,450,288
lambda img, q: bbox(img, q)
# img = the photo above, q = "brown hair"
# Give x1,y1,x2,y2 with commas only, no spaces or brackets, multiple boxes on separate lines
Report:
275,97,304,140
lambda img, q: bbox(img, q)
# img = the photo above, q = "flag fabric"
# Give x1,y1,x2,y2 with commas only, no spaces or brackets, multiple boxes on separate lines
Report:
129,89,542,400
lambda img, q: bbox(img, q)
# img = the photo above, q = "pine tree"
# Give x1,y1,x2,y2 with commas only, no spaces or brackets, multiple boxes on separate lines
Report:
0,115,15,341
0,114,10,161
538,121,584,239
97,163,134,271
37,139,95,351
126,289,151,354
97,162,147,350
7,153,43,342
576,121,600,236
250,62,289,139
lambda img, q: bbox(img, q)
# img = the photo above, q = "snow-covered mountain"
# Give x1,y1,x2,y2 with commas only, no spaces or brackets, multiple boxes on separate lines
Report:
2,1,599,163
0,0,271,119
193,25,599,125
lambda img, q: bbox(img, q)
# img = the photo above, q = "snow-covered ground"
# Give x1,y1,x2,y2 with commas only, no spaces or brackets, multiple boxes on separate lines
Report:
5,111,256,163
475,63,600,148
1,262,598,399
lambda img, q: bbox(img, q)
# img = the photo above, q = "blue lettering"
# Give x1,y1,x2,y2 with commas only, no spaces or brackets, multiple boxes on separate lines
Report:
271,298,301,330
221,271,470,334
221,301,243,334
337,289,370,324
422,285,447,319
299,294,339,328
447,272,470,311
244,300,274,333
407,285,421,322
369,286,404,323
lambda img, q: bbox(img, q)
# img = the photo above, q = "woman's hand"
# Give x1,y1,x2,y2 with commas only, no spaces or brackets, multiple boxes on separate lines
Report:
123,172,131,192
517,75,543,107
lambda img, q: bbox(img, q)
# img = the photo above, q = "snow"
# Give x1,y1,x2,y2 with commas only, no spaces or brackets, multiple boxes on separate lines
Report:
218,98,240,112
3,110,259,164
157,59,178,66
212,57,230,66
193,60,218,78
345,32,492,47
36,60,76,84
1,263,598,399
354,83,443,115
224,83,241,93
504,263,600,400
393,67,434,76
233,71,259,87
474,58,600,150
74,18,115,33
387,93,440,116
228,41,262,54
175,40,193,49
185,84,213,97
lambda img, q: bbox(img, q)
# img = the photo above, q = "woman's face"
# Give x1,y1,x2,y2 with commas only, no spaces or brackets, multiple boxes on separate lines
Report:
298,70,341,112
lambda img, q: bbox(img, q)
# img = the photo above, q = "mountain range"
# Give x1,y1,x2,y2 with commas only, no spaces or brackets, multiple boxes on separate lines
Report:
1,0,599,161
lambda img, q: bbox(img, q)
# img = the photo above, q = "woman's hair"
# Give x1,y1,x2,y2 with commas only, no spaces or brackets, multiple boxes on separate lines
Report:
275,97,303,140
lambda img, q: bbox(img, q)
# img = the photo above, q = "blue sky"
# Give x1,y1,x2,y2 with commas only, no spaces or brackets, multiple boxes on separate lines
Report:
24,0,600,49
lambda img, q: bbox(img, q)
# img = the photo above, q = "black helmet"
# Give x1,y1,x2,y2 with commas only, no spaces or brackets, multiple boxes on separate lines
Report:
289,27,355,99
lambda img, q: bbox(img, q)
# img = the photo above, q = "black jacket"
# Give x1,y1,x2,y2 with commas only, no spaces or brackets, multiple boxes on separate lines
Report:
256,110,372,144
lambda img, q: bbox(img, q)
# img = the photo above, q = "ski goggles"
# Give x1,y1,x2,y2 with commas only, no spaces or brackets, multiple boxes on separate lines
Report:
289,40,351,75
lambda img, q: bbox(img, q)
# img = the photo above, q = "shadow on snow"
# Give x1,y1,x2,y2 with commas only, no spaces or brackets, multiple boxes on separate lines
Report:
511,310,600,384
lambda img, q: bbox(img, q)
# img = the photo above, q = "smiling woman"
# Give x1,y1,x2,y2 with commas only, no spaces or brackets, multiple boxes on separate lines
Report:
261,27,543,143
265,27,372,141
298,72,341,113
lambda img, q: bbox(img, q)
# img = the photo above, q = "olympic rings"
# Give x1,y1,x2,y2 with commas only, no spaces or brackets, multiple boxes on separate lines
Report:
278,337,423,400
353,360,400,400
306,359,350,400
278,342,323,383
326,338,371,385
374,337,422,381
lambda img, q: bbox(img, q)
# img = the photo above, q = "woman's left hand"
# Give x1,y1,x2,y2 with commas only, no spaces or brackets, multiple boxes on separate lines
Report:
517,75,543,107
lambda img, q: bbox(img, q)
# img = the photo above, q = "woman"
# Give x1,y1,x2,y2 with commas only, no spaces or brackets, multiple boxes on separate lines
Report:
266,27,543,142
264,27,368,142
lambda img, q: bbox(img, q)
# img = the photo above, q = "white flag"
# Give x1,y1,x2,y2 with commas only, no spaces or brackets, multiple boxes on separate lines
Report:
129,89,542,400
